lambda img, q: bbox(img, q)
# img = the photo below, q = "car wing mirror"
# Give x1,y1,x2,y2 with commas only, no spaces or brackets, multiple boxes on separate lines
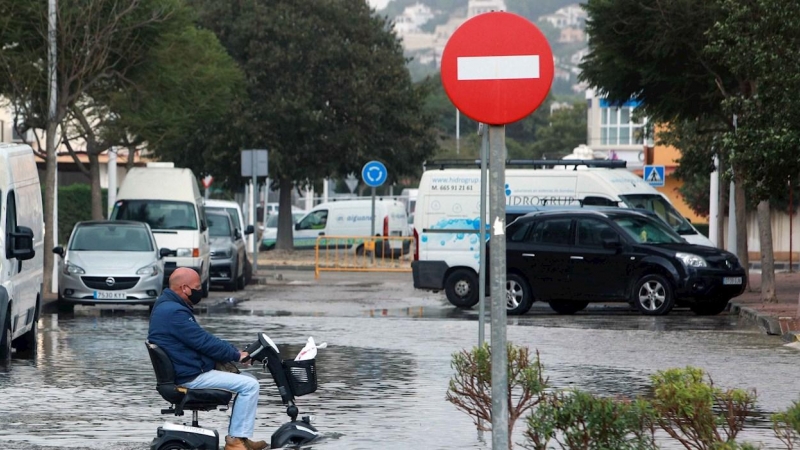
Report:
53,246,65,257
244,225,254,235
9,226,35,261
159,248,173,259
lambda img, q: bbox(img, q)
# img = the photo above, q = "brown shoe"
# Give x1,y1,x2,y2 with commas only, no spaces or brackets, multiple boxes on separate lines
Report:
224,435,248,450
243,438,268,450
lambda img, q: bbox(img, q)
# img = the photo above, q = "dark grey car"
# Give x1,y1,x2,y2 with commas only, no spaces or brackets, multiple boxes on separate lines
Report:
207,210,246,291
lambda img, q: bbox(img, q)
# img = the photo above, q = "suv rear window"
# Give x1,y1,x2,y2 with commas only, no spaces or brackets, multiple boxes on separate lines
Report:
529,219,572,246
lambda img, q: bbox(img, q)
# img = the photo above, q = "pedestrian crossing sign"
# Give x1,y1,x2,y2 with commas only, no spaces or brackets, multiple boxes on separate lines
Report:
643,165,665,187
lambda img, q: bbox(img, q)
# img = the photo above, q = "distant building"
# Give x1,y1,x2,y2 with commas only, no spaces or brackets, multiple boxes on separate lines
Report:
393,2,435,35
468,0,506,17
539,3,587,29
559,27,586,43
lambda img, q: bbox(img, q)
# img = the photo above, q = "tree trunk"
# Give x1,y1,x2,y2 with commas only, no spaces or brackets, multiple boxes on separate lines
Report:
734,176,750,289
717,157,728,249
89,152,103,220
757,200,777,303
43,120,58,295
275,177,294,251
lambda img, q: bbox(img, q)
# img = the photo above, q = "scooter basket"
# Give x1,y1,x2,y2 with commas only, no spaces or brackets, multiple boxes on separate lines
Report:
282,359,317,397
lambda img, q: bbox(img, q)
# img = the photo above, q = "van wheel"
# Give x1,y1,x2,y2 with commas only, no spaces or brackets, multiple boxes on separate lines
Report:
244,258,253,286
506,274,533,316
13,300,38,359
548,301,588,315
1,309,11,363
633,274,675,316
444,269,479,308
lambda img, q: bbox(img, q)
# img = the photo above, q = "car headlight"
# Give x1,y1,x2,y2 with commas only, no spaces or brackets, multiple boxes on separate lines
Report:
175,248,194,257
137,264,159,276
676,252,707,268
65,262,85,274
211,249,232,259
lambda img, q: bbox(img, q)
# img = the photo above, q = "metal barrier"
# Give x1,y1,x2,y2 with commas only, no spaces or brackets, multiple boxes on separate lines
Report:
314,235,414,279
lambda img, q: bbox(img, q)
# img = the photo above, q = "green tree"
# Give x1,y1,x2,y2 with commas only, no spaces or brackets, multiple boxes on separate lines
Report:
0,0,187,290
189,0,438,250
578,0,752,284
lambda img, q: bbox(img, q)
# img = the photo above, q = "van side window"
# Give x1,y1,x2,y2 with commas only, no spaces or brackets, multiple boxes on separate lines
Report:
298,210,328,230
5,190,16,259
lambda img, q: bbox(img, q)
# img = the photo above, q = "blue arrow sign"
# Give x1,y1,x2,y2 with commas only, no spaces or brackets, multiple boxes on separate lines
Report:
361,161,387,187
643,165,665,187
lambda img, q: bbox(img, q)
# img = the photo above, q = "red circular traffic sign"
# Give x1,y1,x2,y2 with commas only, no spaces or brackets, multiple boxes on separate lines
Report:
441,12,554,125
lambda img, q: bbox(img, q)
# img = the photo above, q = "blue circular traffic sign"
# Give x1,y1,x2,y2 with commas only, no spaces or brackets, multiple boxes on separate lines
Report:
361,161,387,187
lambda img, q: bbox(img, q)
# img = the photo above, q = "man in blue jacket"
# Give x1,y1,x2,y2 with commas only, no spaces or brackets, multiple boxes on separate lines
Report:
148,267,266,450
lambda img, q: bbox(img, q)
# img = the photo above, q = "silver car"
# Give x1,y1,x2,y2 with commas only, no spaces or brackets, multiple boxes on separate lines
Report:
53,221,169,312
207,210,246,291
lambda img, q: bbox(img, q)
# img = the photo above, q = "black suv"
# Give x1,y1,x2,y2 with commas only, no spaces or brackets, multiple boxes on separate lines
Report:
497,209,746,316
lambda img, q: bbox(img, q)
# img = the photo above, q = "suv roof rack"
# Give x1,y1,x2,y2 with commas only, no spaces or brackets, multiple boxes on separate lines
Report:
423,159,627,171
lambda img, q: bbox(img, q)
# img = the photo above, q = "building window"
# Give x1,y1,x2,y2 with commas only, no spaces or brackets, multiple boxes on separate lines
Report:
599,102,645,146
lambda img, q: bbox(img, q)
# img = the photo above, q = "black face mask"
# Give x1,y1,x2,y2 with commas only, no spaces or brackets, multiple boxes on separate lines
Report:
187,288,203,305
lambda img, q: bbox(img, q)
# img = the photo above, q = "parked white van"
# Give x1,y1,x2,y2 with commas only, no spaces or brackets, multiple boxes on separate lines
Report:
411,160,713,307
263,199,408,254
0,144,43,361
110,167,212,297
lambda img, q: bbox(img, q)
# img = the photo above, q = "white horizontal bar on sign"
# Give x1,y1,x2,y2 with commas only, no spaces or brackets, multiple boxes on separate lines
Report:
457,55,540,81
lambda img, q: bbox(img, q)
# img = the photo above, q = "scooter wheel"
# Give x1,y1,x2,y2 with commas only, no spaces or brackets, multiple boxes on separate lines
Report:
157,443,193,450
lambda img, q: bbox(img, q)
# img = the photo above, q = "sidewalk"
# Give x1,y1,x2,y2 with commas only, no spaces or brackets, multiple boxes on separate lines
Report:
729,271,800,341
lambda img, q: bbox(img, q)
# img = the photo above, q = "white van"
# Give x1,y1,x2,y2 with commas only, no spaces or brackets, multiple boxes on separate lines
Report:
265,199,408,253
110,167,212,297
411,161,713,307
0,144,43,361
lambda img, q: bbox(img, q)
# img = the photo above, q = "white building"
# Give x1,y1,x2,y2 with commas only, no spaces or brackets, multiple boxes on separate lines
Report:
584,88,650,170
393,2,435,35
468,0,506,17
540,3,587,29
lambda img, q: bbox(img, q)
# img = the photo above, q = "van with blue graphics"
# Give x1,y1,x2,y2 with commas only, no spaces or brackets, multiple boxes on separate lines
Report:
261,199,409,254
411,160,712,309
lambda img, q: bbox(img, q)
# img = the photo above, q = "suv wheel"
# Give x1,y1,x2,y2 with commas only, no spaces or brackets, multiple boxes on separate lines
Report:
201,277,210,298
633,274,675,316
690,298,730,316
506,274,533,316
444,269,479,308
548,301,588,315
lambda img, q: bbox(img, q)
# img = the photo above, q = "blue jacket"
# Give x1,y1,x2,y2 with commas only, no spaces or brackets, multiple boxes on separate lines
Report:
147,289,240,385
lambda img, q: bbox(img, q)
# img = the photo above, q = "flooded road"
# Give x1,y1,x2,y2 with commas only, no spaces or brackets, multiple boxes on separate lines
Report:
1,272,798,449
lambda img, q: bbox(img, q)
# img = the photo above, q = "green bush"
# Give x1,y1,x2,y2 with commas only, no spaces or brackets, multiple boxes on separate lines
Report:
42,184,108,245
773,400,800,448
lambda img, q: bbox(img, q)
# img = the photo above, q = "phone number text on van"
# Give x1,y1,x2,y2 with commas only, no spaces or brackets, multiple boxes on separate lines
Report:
431,185,474,192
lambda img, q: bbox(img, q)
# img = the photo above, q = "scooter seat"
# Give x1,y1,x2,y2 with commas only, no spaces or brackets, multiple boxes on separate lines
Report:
158,385,233,411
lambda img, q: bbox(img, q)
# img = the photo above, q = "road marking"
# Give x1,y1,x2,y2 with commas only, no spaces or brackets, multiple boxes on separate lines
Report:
457,55,540,81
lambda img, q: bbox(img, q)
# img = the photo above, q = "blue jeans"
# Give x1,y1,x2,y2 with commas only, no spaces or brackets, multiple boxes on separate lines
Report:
182,370,260,438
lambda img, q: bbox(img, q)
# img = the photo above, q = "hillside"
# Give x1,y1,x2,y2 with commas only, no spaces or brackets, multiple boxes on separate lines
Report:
377,0,588,100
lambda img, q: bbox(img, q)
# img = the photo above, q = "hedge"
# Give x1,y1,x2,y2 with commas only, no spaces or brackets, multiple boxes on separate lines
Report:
42,184,108,246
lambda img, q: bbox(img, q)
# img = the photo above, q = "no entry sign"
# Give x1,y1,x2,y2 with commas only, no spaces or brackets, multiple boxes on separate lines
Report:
441,12,554,125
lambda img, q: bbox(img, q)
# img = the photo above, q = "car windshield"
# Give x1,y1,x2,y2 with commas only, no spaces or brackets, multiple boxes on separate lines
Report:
69,225,153,252
613,215,685,244
208,206,241,230
619,194,696,235
208,215,231,237
112,200,197,230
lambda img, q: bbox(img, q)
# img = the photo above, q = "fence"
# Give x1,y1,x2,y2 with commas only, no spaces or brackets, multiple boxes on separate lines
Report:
314,235,414,279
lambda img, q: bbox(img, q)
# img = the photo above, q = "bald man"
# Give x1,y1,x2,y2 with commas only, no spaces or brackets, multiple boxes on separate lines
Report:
148,268,266,450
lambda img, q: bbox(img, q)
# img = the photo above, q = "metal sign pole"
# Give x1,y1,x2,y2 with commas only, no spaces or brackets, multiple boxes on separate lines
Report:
371,186,376,263
252,151,258,274
489,124,508,450
478,125,489,346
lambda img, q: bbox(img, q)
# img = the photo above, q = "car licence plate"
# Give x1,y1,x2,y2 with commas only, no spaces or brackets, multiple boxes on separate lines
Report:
723,277,742,285
94,291,127,300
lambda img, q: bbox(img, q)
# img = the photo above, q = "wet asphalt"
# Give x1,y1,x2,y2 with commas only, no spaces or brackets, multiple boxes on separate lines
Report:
1,271,798,449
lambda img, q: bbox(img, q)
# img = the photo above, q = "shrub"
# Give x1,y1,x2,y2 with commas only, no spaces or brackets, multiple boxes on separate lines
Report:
773,400,800,449
524,389,657,450
446,343,547,447
42,184,108,245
